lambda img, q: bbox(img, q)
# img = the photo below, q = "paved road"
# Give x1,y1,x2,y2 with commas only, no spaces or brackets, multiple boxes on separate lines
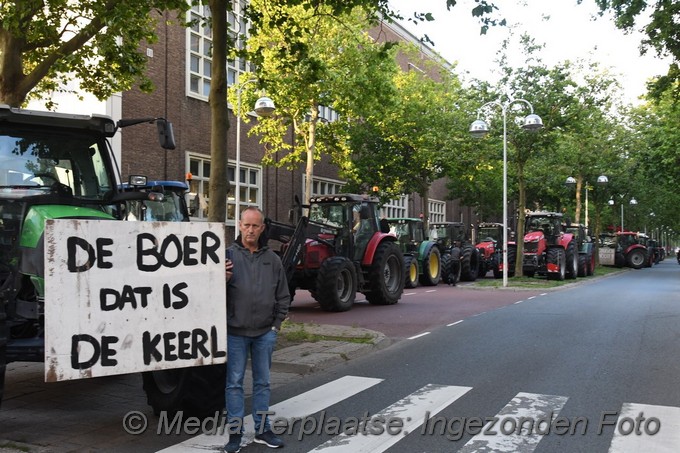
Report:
287,281,546,339
169,259,680,452
4,262,679,452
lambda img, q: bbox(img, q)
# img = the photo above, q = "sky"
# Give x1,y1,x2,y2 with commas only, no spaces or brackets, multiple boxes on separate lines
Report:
388,0,671,104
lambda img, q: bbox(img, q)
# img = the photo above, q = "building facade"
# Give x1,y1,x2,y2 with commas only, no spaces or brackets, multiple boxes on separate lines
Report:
119,6,477,238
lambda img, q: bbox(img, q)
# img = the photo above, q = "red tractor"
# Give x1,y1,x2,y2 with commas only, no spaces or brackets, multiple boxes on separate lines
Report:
266,194,404,312
598,231,648,269
522,211,578,280
476,222,516,279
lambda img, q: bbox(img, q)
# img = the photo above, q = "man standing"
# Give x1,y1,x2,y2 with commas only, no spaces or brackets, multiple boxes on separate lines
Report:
224,207,290,452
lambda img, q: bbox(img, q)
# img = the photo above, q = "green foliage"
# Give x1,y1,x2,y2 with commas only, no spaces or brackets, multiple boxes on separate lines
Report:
0,0,190,107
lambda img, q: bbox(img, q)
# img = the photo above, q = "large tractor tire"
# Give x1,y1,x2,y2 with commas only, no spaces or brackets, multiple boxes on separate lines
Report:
577,254,588,277
565,241,578,279
403,255,419,289
0,301,6,407
441,248,461,285
460,245,480,282
316,256,357,312
418,245,441,286
494,246,517,279
546,248,566,281
506,245,517,278
142,364,226,418
586,251,595,276
626,249,646,269
365,241,404,305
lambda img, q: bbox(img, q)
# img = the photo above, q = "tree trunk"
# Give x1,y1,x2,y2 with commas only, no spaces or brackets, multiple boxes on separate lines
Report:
207,0,229,223
304,104,319,210
515,161,527,277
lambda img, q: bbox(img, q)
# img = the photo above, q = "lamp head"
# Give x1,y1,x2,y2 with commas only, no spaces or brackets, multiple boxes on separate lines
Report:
469,119,489,138
565,176,576,187
254,96,276,117
522,113,543,131
630,197,638,205
597,175,609,184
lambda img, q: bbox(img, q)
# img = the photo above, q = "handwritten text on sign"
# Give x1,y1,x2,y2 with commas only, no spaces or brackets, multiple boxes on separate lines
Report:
44,219,227,382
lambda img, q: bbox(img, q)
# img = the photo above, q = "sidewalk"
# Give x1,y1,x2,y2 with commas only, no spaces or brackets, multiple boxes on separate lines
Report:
0,324,390,453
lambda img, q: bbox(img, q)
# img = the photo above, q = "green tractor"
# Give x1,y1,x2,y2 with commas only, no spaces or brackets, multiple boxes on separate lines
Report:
386,218,442,288
429,221,480,284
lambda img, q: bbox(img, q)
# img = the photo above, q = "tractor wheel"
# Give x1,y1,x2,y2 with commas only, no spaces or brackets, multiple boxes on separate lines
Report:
565,241,578,279
366,241,404,305
142,364,225,418
546,248,566,281
419,245,441,286
460,245,480,281
586,252,595,276
626,249,646,269
493,246,516,279
0,299,6,407
441,248,461,285
577,254,588,277
507,245,517,278
403,255,419,289
316,256,357,312
477,258,488,278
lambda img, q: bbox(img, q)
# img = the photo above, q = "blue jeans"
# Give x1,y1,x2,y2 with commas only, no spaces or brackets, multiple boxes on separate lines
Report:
226,330,277,433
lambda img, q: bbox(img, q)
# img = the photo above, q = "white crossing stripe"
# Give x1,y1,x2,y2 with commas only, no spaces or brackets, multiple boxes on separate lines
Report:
458,392,568,453
608,403,680,453
157,375,383,452
308,383,472,452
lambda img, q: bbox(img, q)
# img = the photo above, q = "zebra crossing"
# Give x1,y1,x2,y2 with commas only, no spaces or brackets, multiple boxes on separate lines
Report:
158,375,680,452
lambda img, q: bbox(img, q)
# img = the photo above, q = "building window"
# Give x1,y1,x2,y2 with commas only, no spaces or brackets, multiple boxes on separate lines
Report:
228,163,261,224
380,196,408,219
187,1,250,100
311,177,344,196
429,199,446,223
187,153,211,220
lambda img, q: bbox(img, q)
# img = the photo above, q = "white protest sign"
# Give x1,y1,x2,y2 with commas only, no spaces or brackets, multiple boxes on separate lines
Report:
44,219,227,382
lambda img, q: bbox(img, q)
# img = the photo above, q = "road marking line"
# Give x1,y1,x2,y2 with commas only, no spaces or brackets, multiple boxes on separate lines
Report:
308,384,472,452
458,392,568,453
404,292,417,296
447,320,463,326
608,403,680,453
425,289,437,293
408,332,430,340
540,293,547,296
528,296,536,300
157,375,383,452
514,300,523,304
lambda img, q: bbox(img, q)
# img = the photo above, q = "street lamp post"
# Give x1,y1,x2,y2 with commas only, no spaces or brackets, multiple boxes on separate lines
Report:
233,79,275,239
608,195,638,232
470,96,543,287
565,175,608,229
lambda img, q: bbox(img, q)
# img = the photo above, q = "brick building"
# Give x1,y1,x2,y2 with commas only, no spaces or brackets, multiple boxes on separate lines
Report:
118,6,476,238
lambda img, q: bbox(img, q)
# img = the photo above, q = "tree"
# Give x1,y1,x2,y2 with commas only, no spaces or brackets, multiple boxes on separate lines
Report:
236,1,398,208
584,0,680,99
0,0,189,108
342,47,472,225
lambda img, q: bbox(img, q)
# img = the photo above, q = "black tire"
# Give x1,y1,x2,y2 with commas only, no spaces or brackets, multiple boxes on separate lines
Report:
418,245,441,286
577,254,588,277
403,255,419,289
565,242,578,279
441,248,461,285
506,245,517,278
142,364,226,418
315,256,357,312
547,248,566,281
0,300,6,408
626,249,646,269
477,254,488,279
460,245,479,282
366,241,404,305
586,252,595,276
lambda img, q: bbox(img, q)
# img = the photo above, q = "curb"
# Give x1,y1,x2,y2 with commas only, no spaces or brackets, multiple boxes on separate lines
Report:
271,324,390,374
